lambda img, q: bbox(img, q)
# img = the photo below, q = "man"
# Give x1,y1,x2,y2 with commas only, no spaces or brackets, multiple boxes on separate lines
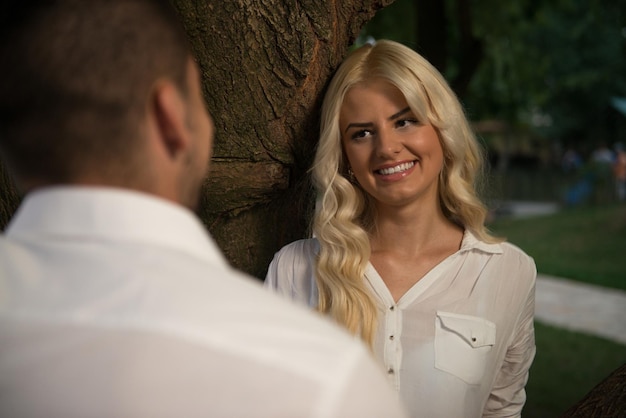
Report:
0,1,407,417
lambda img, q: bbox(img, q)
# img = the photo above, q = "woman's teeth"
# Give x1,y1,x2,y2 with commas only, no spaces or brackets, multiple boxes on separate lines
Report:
377,161,415,175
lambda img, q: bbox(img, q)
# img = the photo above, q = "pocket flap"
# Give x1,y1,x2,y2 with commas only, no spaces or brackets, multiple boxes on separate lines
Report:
437,311,496,348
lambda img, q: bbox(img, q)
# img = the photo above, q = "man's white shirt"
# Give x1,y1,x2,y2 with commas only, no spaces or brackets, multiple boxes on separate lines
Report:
0,187,406,418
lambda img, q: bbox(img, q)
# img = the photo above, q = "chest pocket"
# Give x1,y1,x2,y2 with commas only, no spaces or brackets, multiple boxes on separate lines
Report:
434,311,496,385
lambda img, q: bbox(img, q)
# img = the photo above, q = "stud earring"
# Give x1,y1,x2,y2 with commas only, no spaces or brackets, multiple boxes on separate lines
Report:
347,167,357,183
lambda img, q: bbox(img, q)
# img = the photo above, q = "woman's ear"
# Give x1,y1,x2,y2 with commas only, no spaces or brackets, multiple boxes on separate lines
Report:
149,80,190,158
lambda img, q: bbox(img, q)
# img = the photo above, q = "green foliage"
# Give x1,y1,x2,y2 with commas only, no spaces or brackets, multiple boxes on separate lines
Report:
358,0,416,47
469,0,626,145
524,322,626,417
361,0,626,150
488,204,626,291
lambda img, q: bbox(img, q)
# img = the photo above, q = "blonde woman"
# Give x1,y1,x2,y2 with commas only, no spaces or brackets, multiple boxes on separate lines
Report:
265,40,536,418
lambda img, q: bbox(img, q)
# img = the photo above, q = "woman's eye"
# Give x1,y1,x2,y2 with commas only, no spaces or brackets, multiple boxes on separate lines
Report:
396,118,419,128
351,130,372,140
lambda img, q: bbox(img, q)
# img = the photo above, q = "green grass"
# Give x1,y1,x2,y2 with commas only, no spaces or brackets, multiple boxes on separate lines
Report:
488,204,626,416
523,322,626,417
488,204,626,291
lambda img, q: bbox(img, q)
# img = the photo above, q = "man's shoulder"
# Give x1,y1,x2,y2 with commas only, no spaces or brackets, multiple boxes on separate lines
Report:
134,258,362,367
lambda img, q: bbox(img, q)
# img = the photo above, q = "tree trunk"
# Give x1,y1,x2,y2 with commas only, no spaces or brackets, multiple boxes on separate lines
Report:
450,0,483,100
416,0,482,101
0,158,20,230
167,0,396,278
560,363,626,417
416,0,447,74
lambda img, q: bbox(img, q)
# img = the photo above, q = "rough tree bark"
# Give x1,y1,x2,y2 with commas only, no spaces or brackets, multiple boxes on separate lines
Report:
166,0,393,278
0,159,20,229
560,363,626,417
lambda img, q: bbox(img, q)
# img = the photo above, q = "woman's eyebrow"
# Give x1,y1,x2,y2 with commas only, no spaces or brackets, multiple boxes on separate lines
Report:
344,107,412,133
344,122,372,133
388,107,411,120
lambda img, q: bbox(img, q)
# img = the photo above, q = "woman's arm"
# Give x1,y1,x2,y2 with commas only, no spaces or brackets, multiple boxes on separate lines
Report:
484,258,537,417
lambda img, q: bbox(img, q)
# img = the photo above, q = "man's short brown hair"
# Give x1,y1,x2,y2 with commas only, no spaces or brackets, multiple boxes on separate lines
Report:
0,0,192,187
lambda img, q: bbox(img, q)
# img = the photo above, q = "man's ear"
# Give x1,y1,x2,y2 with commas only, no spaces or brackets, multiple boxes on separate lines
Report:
149,80,189,158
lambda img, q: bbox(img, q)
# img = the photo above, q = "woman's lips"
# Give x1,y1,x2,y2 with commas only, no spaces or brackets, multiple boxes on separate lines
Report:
375,160,416,176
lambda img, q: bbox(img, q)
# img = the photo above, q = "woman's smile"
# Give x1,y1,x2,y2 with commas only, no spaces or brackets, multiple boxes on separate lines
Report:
340,78,444,208
374,160,417,179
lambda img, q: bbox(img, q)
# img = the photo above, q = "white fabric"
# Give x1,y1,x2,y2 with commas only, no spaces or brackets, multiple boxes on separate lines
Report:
265,232,536,418
0,187,407,418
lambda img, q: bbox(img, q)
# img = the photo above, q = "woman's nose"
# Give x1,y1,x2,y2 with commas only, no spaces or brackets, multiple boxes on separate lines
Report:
376,129,402,158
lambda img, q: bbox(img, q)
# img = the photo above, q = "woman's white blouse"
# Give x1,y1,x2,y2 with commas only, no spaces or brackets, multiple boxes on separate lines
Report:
265,231,536,418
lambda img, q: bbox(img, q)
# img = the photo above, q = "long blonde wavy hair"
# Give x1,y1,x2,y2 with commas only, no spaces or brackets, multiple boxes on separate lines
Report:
311,40,498,346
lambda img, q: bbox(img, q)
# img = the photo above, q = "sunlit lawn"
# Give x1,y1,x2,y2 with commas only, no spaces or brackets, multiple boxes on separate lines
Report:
488,203,626,291
489,204,626,416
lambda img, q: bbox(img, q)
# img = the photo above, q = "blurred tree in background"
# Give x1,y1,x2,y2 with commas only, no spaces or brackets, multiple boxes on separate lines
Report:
360,0,626,154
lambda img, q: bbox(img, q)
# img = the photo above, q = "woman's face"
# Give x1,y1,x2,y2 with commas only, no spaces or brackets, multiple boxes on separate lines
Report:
339,78,444,211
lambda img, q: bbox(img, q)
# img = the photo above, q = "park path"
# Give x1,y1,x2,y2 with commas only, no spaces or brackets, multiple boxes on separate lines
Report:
498,201,626,345
535,274,626,345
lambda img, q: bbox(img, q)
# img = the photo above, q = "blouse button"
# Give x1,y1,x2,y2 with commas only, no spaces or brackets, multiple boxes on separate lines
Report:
387,367,395,375
389,306,395,311
389,335,394,341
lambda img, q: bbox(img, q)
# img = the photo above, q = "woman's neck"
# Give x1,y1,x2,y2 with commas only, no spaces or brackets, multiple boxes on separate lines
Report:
369,201,462,257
